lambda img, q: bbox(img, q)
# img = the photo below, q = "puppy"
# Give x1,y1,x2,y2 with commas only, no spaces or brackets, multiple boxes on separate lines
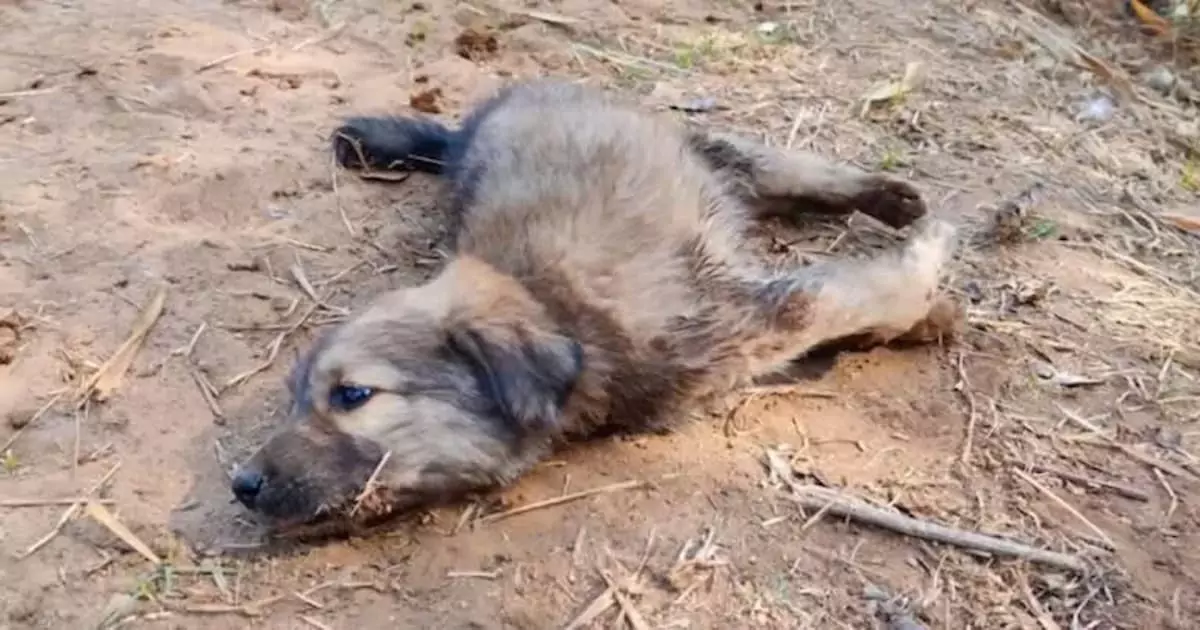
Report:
230,81,958,530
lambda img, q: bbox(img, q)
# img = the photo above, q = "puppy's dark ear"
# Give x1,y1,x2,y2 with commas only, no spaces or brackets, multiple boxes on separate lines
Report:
448,325,584,435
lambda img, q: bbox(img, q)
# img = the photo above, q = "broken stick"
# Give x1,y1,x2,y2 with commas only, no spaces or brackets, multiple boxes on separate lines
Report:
789,486,1090,574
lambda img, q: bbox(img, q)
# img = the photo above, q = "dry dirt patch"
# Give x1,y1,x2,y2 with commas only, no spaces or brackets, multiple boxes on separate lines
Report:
2,0,1199,628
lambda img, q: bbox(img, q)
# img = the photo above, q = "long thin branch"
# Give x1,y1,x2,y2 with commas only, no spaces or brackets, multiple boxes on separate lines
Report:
789,486,1091,574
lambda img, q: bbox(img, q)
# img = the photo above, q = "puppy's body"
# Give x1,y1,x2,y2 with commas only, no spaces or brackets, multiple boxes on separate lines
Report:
234,81,957,527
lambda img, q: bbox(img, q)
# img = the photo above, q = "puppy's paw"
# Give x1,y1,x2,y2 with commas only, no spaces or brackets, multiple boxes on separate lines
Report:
851,175,928,229
893,294,965,345
330,116,451,172
331,117,396,170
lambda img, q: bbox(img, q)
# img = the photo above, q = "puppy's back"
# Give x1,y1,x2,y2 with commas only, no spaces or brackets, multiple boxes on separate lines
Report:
455,84,728,267
451,84,745,338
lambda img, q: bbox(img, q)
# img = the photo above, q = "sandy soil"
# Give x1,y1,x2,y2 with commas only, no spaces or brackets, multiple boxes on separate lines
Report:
2,0,1200,628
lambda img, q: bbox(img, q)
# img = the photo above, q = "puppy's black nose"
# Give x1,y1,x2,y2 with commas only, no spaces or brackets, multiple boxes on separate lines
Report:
231,469,264,509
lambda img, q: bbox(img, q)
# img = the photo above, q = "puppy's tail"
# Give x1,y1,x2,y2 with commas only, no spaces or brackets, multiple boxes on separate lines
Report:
331,116,456,175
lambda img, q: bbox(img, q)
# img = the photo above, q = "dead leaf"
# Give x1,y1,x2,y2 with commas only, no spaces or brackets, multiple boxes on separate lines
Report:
76,287,167,404
860,62,925,117
1129,0,1172,37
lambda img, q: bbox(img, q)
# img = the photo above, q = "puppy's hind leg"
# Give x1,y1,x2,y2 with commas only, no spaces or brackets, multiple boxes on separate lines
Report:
749,217,959,371
688,131,926,229
332,116,458,175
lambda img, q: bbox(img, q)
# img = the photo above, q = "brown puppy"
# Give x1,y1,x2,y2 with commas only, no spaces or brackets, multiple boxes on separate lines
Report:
230,81,958,530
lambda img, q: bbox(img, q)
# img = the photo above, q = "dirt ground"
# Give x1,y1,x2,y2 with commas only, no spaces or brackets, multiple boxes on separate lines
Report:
3,0,1200,627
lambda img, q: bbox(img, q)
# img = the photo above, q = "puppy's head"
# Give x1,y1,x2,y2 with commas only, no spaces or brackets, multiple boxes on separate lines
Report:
230,258,584,530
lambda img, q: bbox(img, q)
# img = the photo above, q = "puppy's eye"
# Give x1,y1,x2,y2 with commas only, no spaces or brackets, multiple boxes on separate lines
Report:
329,385,375,411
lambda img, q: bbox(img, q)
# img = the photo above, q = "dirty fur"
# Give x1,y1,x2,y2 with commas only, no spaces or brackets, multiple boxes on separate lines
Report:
232,80,960,529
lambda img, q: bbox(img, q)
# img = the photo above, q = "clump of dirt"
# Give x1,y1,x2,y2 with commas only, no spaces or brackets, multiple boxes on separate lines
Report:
0,309,28,365
454,28,500,62
409,87,443,114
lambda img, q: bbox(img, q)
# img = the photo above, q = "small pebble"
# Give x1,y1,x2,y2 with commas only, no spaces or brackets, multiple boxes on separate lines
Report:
1143,65,1176,94
1076,94,1115,123
7,408,32,429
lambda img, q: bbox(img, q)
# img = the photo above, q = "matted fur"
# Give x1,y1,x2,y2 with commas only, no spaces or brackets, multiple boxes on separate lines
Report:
231,80,959,529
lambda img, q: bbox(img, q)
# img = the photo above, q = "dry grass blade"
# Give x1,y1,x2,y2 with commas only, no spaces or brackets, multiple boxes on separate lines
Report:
1009,4,1135,97
1013,468,1116,550
446,570,501,580
1152,468,1178,528
222,301,320,392
481,476,675,524
1026,463,1149,502
20,462,121,559
76,287,167,404
515,9,579,26
0,87,61,99
860,61,925,117
561,585,616,630
0,389,65,453
196,45,272,73
299,615,333,630
1016,569,1063,630
188,366,225,423
349,451,392,518
600,570,652,630
84,502,162,565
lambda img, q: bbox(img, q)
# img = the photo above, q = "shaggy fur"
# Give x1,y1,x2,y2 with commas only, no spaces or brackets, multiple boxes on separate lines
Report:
231,80,958,528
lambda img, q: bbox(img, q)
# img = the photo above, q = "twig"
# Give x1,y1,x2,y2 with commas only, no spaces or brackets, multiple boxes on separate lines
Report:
481,476,675,524
1,498,116,507
798,495,838,532
188,365,225,423
1026,463,1149,502
1,389,66,453
171,322,207,358
329,153,356,237
170,581,376,617
1073,435,1198,481
446,570,501,580
19,462,121,559
196,45,273,73
222,301,320,392
739,384,838,398
788,486,1090,573
1153,468,1178,529
955,352,979,465
292,23,348,51
349,451,392,517
1059,406,1199,480
1013,468,1116,549
73,403,85,477
1016,569,1063,630
600,571,652,630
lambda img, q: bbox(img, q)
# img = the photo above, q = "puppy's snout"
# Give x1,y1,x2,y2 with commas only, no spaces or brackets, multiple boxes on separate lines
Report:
231,467,265,510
